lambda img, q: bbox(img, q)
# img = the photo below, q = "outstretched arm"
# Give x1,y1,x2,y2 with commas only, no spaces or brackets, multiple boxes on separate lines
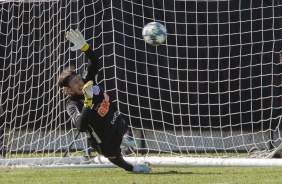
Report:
64,29,100,132
66,29,101,81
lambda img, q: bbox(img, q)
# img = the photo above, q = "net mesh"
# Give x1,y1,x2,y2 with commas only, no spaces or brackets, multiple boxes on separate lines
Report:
0,0,281,166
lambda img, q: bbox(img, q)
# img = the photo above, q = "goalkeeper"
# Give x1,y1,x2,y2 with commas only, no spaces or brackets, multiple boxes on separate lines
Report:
58,29,150,173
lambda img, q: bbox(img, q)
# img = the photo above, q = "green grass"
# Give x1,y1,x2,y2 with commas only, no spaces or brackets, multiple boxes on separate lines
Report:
1,167,282,184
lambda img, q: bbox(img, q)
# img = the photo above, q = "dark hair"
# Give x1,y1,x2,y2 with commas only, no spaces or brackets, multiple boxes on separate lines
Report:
58,66,78,87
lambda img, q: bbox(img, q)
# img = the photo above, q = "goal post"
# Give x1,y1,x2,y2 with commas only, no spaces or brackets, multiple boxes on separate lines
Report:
0,0,281,168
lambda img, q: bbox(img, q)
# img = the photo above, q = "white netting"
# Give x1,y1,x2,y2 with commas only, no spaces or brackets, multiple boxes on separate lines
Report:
0,0,281,167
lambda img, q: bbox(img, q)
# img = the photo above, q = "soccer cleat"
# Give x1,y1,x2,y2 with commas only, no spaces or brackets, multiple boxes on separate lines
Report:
132,164,151,173
121,135,136,147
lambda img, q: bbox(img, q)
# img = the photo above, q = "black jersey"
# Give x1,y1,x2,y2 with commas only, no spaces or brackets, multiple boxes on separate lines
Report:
66,48,119,145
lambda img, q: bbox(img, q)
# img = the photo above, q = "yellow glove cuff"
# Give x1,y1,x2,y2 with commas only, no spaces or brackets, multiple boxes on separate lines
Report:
84,99,92,107
81,43,89,52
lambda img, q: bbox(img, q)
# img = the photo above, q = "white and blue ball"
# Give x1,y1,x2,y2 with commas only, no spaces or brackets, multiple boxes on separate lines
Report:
142,22,167,46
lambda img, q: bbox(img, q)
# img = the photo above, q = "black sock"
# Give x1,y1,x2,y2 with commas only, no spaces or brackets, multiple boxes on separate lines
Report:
108,155,133,171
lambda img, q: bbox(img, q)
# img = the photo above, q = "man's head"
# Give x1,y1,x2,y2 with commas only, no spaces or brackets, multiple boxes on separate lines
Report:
58,66,85,96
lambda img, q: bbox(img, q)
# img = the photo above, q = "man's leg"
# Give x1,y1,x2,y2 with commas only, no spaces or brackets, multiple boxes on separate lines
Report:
108,155,133,171
100,117,150,173
108,155,150,173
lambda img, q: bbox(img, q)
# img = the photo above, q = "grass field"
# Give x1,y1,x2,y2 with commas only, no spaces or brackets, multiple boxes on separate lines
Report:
1,166,282,184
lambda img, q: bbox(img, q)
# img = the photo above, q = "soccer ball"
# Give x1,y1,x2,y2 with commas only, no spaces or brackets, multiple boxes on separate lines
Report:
142,22,167,46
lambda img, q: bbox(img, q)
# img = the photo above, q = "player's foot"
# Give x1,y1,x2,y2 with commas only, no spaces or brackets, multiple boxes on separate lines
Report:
132,164,151,173
121,135,136,147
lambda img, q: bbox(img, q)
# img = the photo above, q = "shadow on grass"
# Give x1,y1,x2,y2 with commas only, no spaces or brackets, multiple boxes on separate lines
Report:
145,170,225,175
130,170,194,175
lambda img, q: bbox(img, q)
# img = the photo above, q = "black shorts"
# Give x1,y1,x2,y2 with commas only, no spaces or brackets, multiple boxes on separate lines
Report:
92,116,128,158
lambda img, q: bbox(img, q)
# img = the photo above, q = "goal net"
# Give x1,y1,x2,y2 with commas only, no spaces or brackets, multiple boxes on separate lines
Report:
0,0,281,168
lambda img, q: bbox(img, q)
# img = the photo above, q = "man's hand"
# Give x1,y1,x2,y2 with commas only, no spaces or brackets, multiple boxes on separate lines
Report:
66,29,89,51
82,80,94,107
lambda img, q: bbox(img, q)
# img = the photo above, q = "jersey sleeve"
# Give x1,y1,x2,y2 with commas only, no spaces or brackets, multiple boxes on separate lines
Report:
66,101,92,132
82,47,100,83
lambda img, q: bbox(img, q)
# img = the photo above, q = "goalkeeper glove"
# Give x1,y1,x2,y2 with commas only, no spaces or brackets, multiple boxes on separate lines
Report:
66,29,89,51
82,81,94,107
